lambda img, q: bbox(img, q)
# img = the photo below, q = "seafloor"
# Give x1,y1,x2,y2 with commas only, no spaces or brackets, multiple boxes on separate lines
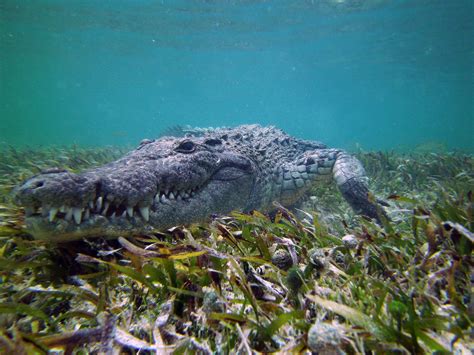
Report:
0,146,472,353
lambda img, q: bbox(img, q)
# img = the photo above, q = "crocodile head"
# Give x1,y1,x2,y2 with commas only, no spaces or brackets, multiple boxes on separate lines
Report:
14,136,256,241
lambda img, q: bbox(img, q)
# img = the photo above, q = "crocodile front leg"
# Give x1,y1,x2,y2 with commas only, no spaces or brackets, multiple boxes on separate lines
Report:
332,152,380,220
267,149,381,220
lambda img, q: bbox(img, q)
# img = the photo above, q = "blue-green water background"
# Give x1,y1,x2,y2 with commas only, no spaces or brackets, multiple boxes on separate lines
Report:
1,0,473,151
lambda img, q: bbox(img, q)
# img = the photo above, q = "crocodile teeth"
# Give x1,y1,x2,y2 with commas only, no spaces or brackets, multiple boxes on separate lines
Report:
169,192,175,200
102,201,110,215
177,194,182,201
88,201,94,209
65,208,73,221
126,207,134,217
121,210,127,218
48,207,58,222
183,192,189,199
84,208,90,220
73,208,82,224
139,206,150,221
59,205,66,213
96,196,103,211
160,195,168,203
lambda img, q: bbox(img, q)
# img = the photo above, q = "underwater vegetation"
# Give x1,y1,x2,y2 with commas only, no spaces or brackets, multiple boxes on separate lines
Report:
0,146,472,353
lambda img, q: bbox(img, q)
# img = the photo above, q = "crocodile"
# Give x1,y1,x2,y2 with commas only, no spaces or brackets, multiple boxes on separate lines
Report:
14,125,382,242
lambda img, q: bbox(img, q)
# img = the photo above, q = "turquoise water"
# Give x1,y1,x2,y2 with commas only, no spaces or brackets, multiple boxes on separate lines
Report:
1,0,472,151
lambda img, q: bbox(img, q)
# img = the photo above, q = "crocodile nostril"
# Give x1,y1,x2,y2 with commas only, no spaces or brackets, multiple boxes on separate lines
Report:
34,181,44,188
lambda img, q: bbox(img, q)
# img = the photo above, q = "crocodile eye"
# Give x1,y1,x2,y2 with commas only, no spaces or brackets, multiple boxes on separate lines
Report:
176,140,196,153
204,138,222,147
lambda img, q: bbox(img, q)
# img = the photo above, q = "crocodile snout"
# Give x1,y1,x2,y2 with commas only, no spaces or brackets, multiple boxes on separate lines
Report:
14,170,98,212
